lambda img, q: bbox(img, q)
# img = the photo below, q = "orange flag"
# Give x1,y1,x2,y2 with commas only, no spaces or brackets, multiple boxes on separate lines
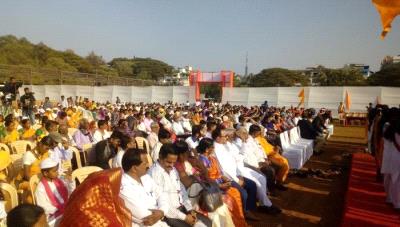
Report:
372,0,400,39
297,88,305,107
345,91,351,111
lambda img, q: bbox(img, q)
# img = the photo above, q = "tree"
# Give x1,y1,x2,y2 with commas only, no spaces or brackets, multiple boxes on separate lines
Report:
131,58,173,80
368,62,400,86
249,68,310,87
313,67,366,86
45,57,77,72
381,55,394,69
109,57,174,80
32,42,50,66
85,51,106,68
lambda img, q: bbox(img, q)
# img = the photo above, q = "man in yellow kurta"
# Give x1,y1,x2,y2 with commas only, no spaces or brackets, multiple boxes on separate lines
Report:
256,135,290,184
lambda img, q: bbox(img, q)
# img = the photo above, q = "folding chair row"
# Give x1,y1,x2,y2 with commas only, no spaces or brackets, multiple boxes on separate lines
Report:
279,127,314,170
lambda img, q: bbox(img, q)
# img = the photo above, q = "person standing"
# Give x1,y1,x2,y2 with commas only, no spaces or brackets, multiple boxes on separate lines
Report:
381,118,400,211
60,96,68,109
3,77,22,102
20,87,36,124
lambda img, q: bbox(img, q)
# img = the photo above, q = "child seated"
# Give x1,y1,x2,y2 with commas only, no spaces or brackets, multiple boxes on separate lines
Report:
35,158,75,224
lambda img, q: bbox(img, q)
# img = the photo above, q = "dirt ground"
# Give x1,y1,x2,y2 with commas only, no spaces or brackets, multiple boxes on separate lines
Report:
248,128,367,227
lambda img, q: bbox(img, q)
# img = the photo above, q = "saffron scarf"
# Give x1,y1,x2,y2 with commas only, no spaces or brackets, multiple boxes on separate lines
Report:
59,168,132,227
41,177,69,218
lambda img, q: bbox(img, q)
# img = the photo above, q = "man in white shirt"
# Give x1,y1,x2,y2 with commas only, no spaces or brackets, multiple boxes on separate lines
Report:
60,96,68,109
172,113,186,136
185,125,202,153
151,129,172,162
93,120,111,143
232,128,278,207
245,125,284,192
120,148,169,227
147,122,160,151
148,144,211,227
181,112,192,133
212,128,281,215
159,115,172,132
112,135,136,168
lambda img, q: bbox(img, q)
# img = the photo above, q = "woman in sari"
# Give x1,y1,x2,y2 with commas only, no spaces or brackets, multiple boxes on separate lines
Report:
17,136,53,203
197,138,248,227
174,140,235,227
19,118,36,141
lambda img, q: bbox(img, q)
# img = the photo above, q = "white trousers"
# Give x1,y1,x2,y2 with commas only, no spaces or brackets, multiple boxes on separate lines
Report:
384,174,400,208
240,167,272,207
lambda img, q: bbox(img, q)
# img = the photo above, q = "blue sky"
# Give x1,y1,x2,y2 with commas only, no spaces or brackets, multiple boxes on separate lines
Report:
0,0,399,74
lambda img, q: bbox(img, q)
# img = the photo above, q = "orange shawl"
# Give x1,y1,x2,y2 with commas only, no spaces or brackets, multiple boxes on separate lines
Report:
59,168,131,227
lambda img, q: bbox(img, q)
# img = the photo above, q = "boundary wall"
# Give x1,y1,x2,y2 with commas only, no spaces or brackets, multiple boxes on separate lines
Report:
20,85,196,104
222,87,400,116
19,85,400,116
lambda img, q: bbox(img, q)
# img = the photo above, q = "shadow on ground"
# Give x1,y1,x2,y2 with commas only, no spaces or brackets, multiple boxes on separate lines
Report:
248,126,367,227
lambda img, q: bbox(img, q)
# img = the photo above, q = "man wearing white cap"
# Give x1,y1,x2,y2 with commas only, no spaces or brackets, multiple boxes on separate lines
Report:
35,158,75,224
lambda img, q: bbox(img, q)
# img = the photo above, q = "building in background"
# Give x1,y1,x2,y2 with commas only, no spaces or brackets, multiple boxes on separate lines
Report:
392,55,400,64
160,66,193,86
344,64,371,78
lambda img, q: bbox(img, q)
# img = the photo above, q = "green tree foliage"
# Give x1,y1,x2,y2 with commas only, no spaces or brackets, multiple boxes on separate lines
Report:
0,35,93,73
249,68,310,87
0,35,171,80
200,84,221,100
109,57,173,80
368,62,400,86
85,51,106,68
312,66,366,86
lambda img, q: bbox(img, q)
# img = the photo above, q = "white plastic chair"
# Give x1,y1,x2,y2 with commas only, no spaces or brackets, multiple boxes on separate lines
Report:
72,166,102,184
70,146,83,169
29,174,41,205
283,131,307,161
289,127,313,161
0,182,18,211
0,143,10,154
10,140,34,155
279,132,304,169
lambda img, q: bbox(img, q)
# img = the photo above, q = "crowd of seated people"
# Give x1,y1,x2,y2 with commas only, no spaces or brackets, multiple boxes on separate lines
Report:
0,92,335,226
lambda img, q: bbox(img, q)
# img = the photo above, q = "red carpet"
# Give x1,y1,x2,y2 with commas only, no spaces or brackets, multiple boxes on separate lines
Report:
342,153,400,227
